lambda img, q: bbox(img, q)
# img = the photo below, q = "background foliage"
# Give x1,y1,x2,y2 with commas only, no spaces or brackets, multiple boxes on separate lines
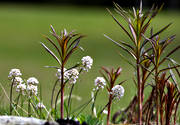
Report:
0,4,180,115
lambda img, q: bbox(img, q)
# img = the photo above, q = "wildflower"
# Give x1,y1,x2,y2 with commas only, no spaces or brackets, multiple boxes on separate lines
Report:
110,85,124,100
67,68,79,84
27,77,39,85
13,77,23,87
8,69,22,79
56,68,70,82
36,102,46,109
16,83,26,95
94,77,106,90
103,110,108,115
27,84,38,96
81,56,93,72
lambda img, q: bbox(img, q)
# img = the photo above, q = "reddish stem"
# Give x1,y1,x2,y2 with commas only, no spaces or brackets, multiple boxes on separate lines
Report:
60,64,64,119
137,59,142,125
107,94,112,125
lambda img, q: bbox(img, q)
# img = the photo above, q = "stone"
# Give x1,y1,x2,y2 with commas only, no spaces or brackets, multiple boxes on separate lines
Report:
0,116,58,125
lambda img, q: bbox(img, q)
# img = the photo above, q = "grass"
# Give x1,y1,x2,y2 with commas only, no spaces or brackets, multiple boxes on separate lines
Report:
0,3,180,117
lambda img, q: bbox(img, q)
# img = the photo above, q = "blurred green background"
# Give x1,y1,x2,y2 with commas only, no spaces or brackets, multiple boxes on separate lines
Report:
0,3,180,116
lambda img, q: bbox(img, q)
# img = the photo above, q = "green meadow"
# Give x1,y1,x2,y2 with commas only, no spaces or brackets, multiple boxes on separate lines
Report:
0,4,180,115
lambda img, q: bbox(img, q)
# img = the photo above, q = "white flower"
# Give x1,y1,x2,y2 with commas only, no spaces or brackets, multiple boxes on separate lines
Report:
110,85,124,100
13,77,23,87
94,77,106,90
67,68,79,84
27,84,38,95
27,77,39,85
36,102,45,109
81,56,93,72
8,69,22,79
16,83,26,95
103,110,108,115
56,68,70,82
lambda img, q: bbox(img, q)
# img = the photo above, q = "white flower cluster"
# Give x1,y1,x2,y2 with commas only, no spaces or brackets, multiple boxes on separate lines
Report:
8,69,27,95
16,84,26,95
8,69,22,79
68,69,79,84
56,68,79,84
81,56,93,72
27,77,39,85
56,68,69,82
110,85,124,100
94,77,106,90
36,102,46,109
8,69,39,96
27,77,39,96
13,77,23,87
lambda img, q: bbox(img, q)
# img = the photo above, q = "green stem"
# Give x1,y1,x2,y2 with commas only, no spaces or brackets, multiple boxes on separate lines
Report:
67,84,75,119
51,79,59,110
10,78,15,115
55,87,61,119
20,95,24,116
28,96,31,117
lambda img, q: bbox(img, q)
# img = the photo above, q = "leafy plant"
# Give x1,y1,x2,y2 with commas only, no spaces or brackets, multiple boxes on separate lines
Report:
105,1,180,124
41,25,93,120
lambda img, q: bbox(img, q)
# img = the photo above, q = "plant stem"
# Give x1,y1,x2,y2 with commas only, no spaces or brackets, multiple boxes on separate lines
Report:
107,94,112,125
67,84,75,119
28,97,31,117
137,59,142,125
20,95,24,116
155,68,159,125
60,63,64,119
51,79,59,110
10,78,15,115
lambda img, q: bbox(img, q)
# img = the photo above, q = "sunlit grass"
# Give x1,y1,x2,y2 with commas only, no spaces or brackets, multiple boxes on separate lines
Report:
0,4,180,116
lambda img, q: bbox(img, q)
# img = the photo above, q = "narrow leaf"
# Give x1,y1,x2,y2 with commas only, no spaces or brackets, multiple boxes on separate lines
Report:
104,34,136,59
40,42,61,65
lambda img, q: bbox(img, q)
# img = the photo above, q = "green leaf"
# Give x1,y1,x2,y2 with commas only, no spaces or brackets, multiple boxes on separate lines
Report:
43,35,62,59
40,42,61,66
106,8,135,44
104,34,136,60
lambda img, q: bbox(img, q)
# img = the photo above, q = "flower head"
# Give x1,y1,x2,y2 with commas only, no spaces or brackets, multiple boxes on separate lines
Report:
16,83,26,95
67,68,79,84
110,85,124,100
94,77,106,90
81,56,93,72
27,77,39,85
27,84,38,96
13,77,23,87
56,68,70,82
8,69,22,79
36,102,46,109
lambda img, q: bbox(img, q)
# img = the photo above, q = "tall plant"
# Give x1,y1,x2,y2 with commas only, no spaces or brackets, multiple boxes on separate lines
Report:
105,1,180,124
41,26,93,119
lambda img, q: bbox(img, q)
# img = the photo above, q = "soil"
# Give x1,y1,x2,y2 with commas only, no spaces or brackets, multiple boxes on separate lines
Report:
44,119,88,125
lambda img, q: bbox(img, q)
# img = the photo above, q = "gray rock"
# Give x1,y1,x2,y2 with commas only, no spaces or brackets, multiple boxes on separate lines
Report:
0,116,58,125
